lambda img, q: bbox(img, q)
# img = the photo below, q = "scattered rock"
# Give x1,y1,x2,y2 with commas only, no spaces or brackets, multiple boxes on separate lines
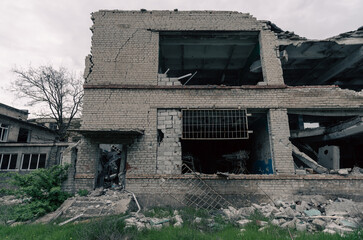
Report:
221,197,362,234
304,209,321,217
323,229,336,234
312,219,326,229
296,221,307,231
337,169,350,176
236,219,251,227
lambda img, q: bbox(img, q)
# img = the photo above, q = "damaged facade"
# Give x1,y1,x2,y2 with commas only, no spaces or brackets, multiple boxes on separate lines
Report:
70,10,363,206
0,103,67,173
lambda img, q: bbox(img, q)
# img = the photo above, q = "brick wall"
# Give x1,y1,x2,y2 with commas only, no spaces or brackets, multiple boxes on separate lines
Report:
157,109,182,174
126,175,363,207
85,10,277,86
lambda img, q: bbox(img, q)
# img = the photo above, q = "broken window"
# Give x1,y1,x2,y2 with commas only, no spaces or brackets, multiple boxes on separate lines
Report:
181,110,272,174
182,109,249,139
0,123,9,142
17,128,30,143
21,153,46,170
159,31,262,86
0,154,18,170
289,113,363,172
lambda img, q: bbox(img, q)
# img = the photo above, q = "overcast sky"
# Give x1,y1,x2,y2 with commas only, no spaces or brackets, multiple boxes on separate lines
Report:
0,0,362,114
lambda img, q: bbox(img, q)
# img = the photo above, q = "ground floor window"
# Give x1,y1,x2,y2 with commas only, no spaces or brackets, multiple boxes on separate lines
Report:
181,110,272,174
21,153,46,170
0,154,17,170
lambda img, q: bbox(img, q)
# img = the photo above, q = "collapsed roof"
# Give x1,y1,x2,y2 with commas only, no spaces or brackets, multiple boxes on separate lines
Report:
264,22,363,90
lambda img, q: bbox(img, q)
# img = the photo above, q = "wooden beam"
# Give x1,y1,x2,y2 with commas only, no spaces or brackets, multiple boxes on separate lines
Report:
314,46,363,84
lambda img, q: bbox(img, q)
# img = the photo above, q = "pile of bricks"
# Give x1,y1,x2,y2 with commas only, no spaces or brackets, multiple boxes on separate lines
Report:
157,74,182,86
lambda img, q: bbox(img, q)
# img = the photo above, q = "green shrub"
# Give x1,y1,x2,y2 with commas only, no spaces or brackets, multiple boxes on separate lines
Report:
6,165,71,221
78,189,89,196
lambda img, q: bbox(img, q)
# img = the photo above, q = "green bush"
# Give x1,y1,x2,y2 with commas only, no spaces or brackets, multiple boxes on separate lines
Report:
78,189,89,196
6,165,71,221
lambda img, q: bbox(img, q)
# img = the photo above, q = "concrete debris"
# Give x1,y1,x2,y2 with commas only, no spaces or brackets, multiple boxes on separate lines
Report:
0,195,22,206
304,209,321,217
35,189,133,223
222,197,363,235
337,169,349,176
292,146,328,173
236,219,252,227
125,212,182,230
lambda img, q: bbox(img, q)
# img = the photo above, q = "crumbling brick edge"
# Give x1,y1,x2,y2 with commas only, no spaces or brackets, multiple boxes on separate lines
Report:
126,174,363,180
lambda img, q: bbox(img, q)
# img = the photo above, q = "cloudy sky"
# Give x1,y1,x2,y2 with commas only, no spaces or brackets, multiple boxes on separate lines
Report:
0,0,362,114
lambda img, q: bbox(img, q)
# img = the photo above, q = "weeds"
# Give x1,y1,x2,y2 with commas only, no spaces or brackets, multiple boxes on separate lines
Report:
0,165,71,221
0,206,361,239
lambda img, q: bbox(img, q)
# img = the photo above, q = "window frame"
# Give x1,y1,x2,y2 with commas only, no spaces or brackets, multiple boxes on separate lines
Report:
20,153,47,170
0,123,9,142
0,153,18,171
181,109,250,140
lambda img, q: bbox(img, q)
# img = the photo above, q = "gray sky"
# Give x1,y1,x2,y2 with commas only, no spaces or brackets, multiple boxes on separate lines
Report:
1,0,362,114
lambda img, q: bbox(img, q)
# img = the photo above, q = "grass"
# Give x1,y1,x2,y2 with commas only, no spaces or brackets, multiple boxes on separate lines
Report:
0,207,361,240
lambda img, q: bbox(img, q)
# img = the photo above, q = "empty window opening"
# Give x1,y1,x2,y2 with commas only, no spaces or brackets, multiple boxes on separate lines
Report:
181,111,272,174
21,154,46,170
182,109,249,139
289,113,363,171
17,128,30,143
0,124,9,142
0,154,18,170
159,31,262,86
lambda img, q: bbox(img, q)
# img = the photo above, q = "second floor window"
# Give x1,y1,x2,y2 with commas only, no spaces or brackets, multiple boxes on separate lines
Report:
0,124,9,142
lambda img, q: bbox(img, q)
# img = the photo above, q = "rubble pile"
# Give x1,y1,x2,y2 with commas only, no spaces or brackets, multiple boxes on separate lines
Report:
124,210,183,230
62,188,132,218
222,196,363,235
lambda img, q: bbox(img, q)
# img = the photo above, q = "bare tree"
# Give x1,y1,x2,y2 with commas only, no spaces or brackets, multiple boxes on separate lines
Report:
13,65,83,141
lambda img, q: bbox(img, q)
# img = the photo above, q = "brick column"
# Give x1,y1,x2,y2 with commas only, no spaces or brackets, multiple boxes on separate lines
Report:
74,137,99,191
259,30,285,85
267,109,295,174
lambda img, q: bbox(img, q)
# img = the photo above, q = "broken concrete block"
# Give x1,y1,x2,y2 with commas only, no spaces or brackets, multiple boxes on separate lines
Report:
304,209,321,217
323,229,336,234
295,169,306,175
340,219,358,228
271,219,280,226
296,221,307,231
337,169,349,176
281,219,296,228
256,220,268,226
312,219,326,229
236,219,252,227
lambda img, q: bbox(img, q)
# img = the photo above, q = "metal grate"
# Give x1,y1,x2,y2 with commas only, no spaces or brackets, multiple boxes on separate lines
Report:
182,109,249,140
159,164,234,210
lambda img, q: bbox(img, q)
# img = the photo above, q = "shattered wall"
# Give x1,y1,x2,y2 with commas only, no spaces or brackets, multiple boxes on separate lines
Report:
157,109,182,174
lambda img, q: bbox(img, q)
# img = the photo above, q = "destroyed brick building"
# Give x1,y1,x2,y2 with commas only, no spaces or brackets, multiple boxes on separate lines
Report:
68,10,363,206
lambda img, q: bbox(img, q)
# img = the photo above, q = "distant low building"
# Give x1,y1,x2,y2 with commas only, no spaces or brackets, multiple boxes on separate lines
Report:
0,103,68,172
